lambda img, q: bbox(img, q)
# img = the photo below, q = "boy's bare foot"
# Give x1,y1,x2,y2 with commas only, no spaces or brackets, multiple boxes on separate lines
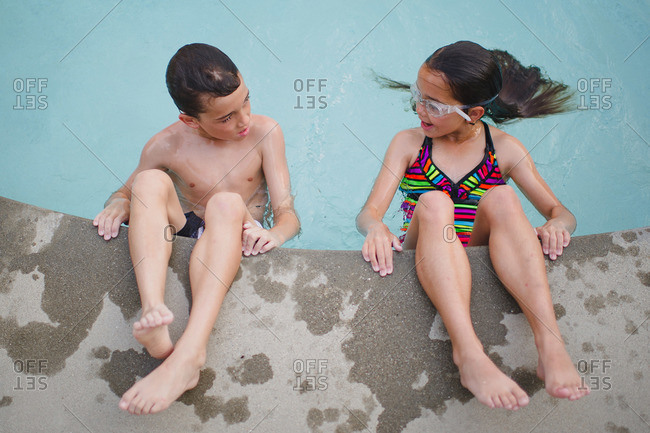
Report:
455,351,530,410
118,351,201,415
133,305,174,359
537,341,590,401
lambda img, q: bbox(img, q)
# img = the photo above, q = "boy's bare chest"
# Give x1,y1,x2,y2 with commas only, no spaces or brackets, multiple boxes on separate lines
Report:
165,145,264,200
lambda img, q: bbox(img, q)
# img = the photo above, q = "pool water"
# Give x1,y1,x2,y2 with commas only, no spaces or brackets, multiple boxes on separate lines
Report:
1,0,649,250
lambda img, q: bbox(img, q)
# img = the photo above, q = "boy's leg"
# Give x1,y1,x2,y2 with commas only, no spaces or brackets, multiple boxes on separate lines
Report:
404,191,530,410
120,192,253,415
469,185,588,401
128,169,187,359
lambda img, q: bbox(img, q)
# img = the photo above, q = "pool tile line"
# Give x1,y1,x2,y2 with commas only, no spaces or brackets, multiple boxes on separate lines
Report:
341,122,401,183
61,121,148,209
623,313,648,343
63,403,94,433
343,403,373,433
623,35,649,63
248,403,280,432
527,402,558,433
625,122,649,147
623,401,650,429
498,0,562,63
217,0,282,63
59,0,125,63
339,0,405,63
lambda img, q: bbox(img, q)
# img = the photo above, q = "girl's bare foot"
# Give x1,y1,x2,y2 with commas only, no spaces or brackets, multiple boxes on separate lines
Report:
118,351,202,415
455,351,530,410
537,341,590,401
132,304,174,359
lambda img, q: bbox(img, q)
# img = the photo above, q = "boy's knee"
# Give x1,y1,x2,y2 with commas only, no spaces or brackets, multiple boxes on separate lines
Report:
414,191,454,221
132,169,172,193
204,192,246,222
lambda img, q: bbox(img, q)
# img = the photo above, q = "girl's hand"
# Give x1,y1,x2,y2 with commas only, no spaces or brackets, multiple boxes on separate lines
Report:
534,220,571,261
361,223,403,277
93,198,130,241
242,222,282,256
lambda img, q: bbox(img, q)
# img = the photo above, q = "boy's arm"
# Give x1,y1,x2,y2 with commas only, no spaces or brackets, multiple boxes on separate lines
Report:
242,122,299,255
263,123,300,244
93,135,168,240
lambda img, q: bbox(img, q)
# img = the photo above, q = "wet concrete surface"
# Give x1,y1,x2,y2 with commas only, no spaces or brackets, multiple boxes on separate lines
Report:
0,196,648,432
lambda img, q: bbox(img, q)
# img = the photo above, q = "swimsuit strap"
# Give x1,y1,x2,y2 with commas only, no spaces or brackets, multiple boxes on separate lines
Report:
481,120,495,154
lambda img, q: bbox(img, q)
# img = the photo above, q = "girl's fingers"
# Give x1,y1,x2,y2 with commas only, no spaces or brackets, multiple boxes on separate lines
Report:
392,236,403,252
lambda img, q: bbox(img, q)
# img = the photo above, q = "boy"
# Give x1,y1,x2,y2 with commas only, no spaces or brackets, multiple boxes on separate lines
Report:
93,43,300,415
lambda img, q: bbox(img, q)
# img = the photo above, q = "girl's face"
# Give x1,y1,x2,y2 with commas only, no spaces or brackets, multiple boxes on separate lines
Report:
414,65,469,137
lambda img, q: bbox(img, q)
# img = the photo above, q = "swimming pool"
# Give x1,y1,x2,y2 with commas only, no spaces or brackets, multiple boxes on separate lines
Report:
1,0,648,249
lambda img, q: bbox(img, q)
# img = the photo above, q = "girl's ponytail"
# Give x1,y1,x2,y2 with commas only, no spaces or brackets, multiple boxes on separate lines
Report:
486,49,573,123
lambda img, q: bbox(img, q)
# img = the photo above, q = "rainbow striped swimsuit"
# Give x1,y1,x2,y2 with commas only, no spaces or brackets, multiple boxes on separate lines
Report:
398,121,506,246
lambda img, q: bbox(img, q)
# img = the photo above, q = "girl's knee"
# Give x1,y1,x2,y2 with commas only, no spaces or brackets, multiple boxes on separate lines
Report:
204,192,246,222
414,191,455,221
480,185,522,216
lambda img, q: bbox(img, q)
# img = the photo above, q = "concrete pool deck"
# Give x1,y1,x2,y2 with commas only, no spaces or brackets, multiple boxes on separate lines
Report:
0,196,648,432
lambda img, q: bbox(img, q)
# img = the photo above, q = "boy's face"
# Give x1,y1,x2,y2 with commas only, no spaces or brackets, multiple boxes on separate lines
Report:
181,74,252,141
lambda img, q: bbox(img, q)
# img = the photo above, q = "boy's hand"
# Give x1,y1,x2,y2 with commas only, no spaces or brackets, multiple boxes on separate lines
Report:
534,220,570,261
242,222,282,256
93,198,130,241
361,223,402,277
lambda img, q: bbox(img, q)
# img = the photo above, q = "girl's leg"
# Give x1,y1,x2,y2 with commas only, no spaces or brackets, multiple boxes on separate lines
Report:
128,169,187,359
120,192,253,415
469,185,588,401
404,191,529,410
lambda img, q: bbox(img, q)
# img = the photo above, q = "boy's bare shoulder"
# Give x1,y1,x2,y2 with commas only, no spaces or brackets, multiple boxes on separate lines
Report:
252,114,282,134
250,114,284,147
139,122,186,165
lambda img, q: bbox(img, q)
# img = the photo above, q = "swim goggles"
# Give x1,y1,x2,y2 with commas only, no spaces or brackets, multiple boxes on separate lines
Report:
410,82,498,122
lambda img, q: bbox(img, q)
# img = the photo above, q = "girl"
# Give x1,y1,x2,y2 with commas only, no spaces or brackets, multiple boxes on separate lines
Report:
356,41,589,410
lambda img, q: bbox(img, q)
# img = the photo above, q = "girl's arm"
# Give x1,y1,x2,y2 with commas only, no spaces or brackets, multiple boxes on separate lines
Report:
497,134,576,260
357,130,417,275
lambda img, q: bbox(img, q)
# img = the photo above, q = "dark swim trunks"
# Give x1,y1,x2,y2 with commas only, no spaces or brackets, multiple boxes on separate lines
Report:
176,212,205,239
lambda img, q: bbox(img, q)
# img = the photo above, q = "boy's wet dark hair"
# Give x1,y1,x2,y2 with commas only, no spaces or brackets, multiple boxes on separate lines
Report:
166,43,240,118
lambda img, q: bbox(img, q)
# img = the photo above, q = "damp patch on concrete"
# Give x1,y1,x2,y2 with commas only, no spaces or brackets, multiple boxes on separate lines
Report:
226,353,273,386
0,396,12,408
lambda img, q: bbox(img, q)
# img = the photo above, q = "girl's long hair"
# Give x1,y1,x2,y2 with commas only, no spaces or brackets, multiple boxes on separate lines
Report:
379,40,573,123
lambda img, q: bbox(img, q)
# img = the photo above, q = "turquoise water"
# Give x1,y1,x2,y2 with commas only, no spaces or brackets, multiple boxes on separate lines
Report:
1,0,649,250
